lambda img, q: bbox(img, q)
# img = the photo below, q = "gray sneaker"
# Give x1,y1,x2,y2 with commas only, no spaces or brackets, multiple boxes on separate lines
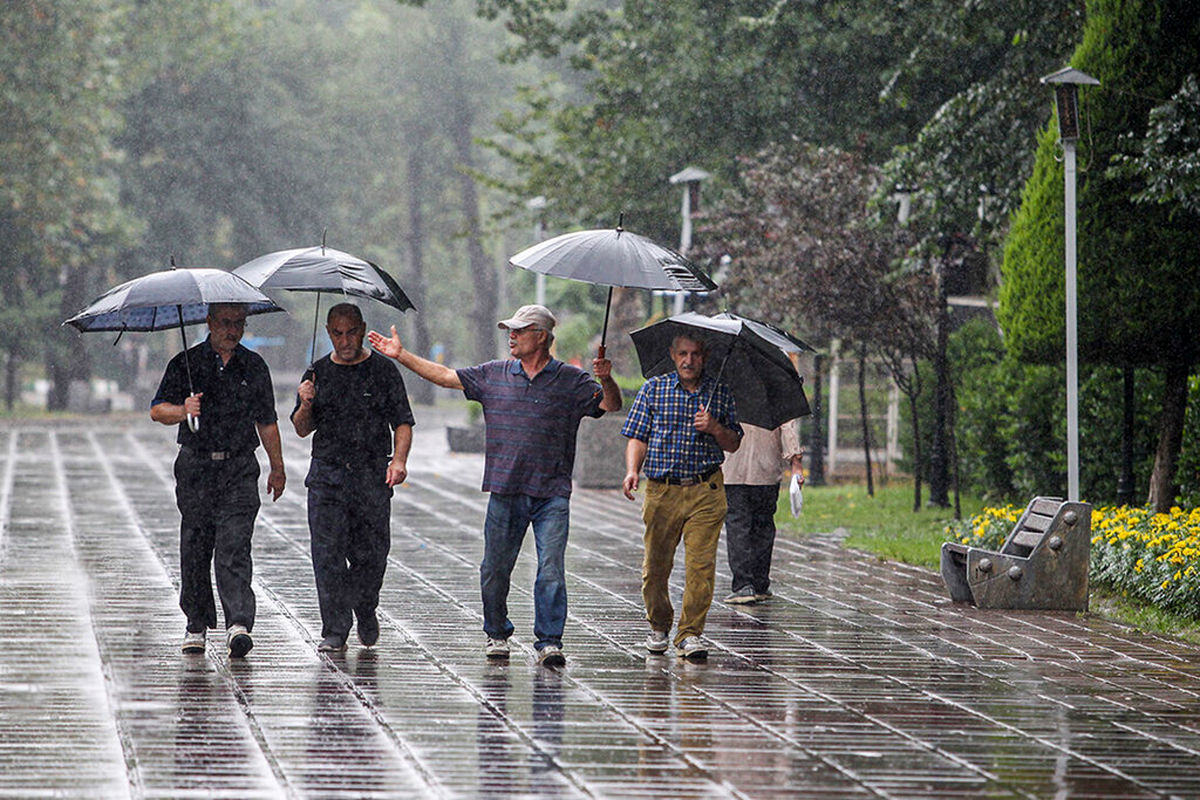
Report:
677,636,708,660
537,645,566,667
181,629,205,654
318,634,347,653
644,629,669,654
485,637,510,659
723,586,759,604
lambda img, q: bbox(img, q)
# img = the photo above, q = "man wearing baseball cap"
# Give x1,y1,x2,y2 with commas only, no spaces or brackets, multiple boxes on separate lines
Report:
368,305,621,666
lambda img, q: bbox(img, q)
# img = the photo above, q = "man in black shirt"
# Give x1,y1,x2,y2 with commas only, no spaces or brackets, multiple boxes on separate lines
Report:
151,302,287,658
291,303,415,652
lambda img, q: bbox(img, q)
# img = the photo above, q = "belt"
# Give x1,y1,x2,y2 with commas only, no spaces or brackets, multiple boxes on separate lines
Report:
651,467,720,486
185,447,249,461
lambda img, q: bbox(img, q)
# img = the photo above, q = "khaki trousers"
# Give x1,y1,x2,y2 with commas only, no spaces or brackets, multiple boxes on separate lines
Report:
641,471,727,645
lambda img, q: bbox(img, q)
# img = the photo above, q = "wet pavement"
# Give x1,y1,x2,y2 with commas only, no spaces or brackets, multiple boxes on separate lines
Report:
4,407,1200,798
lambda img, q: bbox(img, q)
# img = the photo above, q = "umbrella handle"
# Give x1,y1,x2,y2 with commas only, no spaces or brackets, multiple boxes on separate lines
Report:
187,413,200,433
597,344,606,358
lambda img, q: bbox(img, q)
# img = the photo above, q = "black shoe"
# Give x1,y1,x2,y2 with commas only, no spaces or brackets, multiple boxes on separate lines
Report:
227,625,253,658
318,634,347,653
357,610,379,647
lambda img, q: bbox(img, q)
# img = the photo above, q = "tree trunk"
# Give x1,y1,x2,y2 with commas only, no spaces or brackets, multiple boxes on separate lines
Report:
1147,360,1190,513
858,345,874,497
403,146,435,406
928,257,951,507
4,351,15,411
1116,366,1135,505
48,265,92,412
808,353,826,487
908,386,922,513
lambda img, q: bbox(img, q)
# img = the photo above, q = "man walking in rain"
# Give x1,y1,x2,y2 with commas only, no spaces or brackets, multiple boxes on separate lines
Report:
151,302,286,658
367,304,621,666
622,332,742,660
291,303,415,653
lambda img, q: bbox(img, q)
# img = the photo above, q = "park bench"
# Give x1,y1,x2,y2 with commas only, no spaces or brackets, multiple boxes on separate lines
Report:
940,496,1091,611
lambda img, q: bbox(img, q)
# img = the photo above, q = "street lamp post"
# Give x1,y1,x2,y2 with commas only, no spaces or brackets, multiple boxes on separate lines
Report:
526,196,548,306
1041,67,1098,503
669,166,711,315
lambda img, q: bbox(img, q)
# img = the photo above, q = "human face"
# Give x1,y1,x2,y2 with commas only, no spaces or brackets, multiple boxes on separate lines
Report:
670,336,706,388
506,325,545,358
207,307,247,357
326,315,366,364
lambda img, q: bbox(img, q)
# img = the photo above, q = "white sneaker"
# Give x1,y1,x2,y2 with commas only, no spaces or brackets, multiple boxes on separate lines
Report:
485,637,510,659
644,629,669,654
537,645,565,667
227,624,253,658
181,630,205,654
677,636,708,660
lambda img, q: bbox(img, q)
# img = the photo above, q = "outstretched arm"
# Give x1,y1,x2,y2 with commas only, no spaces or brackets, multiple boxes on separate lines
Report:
367,325,463,390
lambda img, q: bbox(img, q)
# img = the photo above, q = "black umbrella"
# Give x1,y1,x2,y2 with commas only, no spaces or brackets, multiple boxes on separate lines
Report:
233,241,415,363
508,217,716,356
64,265,285,431
629,311,811,429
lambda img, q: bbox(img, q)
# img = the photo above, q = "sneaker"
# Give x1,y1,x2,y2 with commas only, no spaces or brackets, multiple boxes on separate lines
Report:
677,636,708,660
537,645,566,667
644,629,669,654
227,625,253,658
356,610,379,647
753,589,773,602
181,629,206,654
723,586,759,604
318,634,347,653
485,637,510,659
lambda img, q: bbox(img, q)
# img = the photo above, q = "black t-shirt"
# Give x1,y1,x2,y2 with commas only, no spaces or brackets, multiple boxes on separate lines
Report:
152,338,277,452
291,351,415,462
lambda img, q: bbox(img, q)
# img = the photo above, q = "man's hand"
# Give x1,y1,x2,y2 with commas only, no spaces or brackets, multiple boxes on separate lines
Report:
791,454,805,486
592,357,612,381
367,325,404,360
297,376,315,407
693,407,719,435
184,393,203,417
622,471,641,501
386,460,408,487
266,465,286,501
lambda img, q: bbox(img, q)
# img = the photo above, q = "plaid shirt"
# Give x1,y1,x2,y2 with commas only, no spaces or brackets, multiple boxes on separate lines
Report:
621,373,741,480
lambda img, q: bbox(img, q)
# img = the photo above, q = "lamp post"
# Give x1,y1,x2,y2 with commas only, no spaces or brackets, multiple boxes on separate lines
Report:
526,195,548,306
669,166,710,315
1041,66,1098,503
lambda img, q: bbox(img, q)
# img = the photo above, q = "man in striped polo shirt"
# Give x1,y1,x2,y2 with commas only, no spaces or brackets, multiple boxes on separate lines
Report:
368,305,621,666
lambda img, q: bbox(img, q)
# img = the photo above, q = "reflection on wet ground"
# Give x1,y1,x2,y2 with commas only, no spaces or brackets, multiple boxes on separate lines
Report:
2,415,1200,797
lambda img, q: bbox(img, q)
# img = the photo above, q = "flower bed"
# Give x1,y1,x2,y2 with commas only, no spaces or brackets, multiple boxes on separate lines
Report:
946,505,1200,617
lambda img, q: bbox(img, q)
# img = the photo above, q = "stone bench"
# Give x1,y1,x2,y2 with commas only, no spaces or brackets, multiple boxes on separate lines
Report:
940,496,1091,611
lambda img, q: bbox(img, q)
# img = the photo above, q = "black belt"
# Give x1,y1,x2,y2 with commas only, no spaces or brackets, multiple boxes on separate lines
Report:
651,467,720,486
184,447,250,461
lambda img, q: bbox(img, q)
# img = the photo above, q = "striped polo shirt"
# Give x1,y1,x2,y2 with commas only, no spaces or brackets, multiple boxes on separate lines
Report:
457,358,605,498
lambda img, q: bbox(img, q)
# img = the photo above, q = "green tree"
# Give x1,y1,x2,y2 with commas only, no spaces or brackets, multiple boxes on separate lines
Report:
1000,0,1200,511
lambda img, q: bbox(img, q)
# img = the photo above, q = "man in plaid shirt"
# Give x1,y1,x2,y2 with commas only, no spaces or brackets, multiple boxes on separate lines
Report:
621,333,742,659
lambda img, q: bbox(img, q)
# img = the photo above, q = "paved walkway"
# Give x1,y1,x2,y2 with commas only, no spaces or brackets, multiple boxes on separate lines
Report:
3,408,1200,798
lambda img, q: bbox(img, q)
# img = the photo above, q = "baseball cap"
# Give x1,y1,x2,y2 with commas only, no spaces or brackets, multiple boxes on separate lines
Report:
497,304,557,332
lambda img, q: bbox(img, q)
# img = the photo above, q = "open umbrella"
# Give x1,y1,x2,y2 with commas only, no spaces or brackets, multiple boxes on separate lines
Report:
508,218,716,356
233,240,415,363
64,265,285,430
711,311,815,354
629,311,811,429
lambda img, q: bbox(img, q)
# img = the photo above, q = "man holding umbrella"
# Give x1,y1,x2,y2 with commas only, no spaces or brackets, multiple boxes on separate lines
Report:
291,303,415,653
621,332,742,660
367,304,621,666
151,302,287,658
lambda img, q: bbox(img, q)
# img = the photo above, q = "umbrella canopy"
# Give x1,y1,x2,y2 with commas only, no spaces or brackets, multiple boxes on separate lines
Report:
630,311,811,429
64,267,283,333
232,245,415,313
711,311,815,354
508,221,717,355
64,266,286,434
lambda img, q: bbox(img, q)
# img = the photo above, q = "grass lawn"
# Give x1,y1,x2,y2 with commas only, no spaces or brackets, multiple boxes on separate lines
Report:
777,480,1200,644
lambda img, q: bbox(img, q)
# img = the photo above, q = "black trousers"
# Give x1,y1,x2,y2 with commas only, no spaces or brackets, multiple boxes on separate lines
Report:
305,457,393,640
174,448,260,632
724,483,781,594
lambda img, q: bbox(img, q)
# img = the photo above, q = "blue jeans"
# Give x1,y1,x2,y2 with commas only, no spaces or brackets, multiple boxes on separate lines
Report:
481,493,570,650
